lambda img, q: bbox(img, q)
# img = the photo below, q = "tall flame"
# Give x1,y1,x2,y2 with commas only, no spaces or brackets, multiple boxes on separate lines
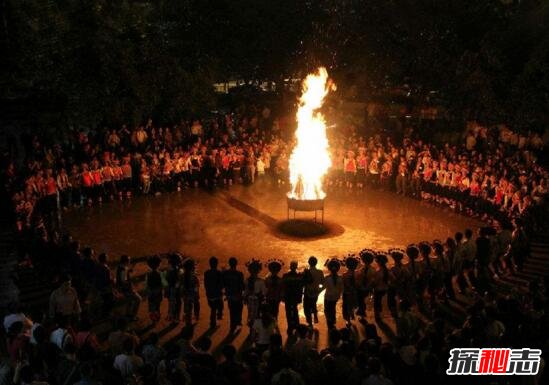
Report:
288,67,333,200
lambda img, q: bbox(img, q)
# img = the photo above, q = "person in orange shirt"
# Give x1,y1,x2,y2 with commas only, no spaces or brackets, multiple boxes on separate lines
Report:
92,164,104,203
44,168,58,213
344,150,357,189
102,161,115,200
81,164,94,206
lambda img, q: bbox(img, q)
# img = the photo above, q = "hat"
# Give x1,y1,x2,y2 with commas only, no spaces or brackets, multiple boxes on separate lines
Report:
418,241,432,256
343,254,360,270
406,244,419,260
388,248,405,261
325,257,341,273
266,259,284,274
246,259,262,274
147,255,161,270
375,252,388,265
359,249,376,264
432,240,443,254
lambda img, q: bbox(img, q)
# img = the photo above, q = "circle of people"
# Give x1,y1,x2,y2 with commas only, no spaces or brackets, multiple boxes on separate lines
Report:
6,116,547,235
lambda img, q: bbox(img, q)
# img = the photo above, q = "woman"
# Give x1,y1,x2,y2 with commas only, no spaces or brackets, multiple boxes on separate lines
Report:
405,244,421,305
418,242,438,306
343,151,357,189
244,259,266,326
165,254,182,323
146,255,163,324
181,258,200,325
265,260,284,320
81,164,94,206
373,253,389,317
387,248,409,315
324,258,343,330
68,165,81,207
342,254,359,327
116,255,141,320
252,306,279,353
356,149,368,189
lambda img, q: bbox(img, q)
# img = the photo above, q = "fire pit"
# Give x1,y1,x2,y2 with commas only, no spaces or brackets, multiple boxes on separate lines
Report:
285,67,334,227
287,196,325,223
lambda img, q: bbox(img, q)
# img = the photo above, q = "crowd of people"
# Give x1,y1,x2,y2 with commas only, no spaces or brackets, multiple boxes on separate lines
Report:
3,112,548,236
2,226,548,385
1,109,548,385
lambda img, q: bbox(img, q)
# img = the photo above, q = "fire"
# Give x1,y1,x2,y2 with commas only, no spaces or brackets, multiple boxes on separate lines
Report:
288,67,334,200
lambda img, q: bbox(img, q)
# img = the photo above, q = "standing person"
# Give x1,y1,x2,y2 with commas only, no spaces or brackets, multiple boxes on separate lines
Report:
281,261,303,335
373,253,389,318
461,228,478,290
49,274,81,321
94,253,114,317
265,260,284,320
387,248,408,316
357,249,376,321
302,256,324,328
454,232,468,293
145,255,163,324
324,258,343,330
204,256,224,328
476,227,492,292
56,168,71,209
69,165,81,207
121,158,133,198
405,244,421,305
342,254,360,328
165,254,182,323
344,151,357,189
417,242,434,306
116,255,141,321
181,258,200,325
223,257,245,333
251,305,279,353
244,259,266,327
44,168,58,213
435,240,454,301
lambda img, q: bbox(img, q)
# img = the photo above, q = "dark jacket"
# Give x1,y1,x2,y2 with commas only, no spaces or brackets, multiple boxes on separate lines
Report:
204,269,224,299
223,269,244,301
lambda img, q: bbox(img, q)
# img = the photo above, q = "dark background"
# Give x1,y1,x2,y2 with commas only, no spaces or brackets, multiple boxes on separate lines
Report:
0,0,547,131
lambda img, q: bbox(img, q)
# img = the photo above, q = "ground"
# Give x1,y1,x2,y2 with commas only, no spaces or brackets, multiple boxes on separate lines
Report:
62,178,483,352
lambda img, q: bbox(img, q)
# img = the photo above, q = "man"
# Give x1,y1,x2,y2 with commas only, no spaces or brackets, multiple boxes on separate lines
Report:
223,257,245,332
94,253,113,317
113,338,144,378
302,256,324,327
50,316,74,350
282,261,303,335
324,258,343,330
476,227,492,291
460,229,477,291
204,256,224,328
49,274,81,320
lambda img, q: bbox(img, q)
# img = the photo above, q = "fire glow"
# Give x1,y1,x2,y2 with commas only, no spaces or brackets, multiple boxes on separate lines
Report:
287,67,334,200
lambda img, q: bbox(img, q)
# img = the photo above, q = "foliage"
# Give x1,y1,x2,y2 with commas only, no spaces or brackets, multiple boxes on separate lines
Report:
1,0,548,130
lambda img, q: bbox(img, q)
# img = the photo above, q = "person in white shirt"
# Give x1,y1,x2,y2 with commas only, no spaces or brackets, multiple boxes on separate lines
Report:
3,303,32,333
256,157,265,176
113,338,144,378
252,308,278,351
50,317,73,350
